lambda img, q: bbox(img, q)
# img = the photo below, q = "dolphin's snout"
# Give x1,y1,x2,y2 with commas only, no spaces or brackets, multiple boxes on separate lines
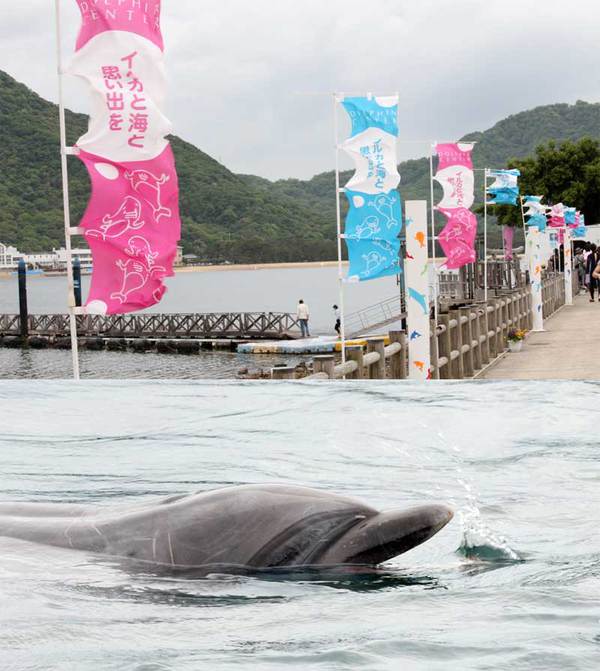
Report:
429,504,454,531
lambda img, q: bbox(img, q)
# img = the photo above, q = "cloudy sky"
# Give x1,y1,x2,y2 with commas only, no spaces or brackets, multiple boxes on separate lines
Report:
1,0,599,180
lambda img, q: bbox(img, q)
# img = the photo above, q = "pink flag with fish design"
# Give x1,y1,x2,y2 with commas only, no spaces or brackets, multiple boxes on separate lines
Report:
433,143,477,270
69,0,180,315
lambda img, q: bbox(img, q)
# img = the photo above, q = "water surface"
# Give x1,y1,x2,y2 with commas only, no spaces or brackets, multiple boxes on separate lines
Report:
0,380,598,670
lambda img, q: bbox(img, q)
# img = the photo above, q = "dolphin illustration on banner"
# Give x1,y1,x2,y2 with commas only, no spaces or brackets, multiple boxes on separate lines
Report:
69,0,181,315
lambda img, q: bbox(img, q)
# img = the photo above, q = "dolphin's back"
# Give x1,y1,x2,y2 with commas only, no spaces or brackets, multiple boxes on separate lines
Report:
0,485,377,569
0,485,453,572
153,485,376,568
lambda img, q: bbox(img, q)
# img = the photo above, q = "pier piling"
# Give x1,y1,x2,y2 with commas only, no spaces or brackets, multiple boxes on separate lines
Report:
18,259,28,345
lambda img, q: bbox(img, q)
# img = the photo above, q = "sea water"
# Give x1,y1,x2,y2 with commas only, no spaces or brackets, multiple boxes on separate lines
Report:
0,266,401,379
0,380,598,670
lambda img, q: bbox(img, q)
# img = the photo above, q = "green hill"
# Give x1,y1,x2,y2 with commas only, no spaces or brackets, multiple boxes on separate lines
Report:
0,70,333,263
248,100,600,220
2,68,600,261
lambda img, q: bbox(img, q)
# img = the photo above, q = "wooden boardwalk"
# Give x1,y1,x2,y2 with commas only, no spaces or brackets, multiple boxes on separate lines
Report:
0,312,300,341
480,292,598,380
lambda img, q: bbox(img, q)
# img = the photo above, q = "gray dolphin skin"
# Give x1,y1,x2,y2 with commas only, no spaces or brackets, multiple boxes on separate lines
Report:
0,485,453,573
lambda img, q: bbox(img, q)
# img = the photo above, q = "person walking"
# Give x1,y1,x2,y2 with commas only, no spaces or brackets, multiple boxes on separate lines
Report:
333,305,341,337
574,248,586,293
297,299,310,338
586,244,598,302
592,249,600,291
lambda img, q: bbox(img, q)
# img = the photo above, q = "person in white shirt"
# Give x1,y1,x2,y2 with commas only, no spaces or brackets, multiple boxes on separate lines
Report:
333,304,341,337
296,299,310,338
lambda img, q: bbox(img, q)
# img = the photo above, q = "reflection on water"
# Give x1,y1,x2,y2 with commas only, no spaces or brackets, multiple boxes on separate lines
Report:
0,381,598,670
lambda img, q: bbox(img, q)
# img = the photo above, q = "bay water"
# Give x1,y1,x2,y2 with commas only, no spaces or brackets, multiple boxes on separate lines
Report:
0,380,598,670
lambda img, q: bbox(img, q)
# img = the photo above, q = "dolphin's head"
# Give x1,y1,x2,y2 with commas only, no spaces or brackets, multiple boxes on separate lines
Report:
313,504,454,567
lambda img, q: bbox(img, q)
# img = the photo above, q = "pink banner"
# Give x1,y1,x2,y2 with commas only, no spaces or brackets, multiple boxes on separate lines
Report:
437,208,477,269
434,143,477,269
548,204,565,228
503,226,514,261
70,1,180,315
435,143,474,171
74,0,163,51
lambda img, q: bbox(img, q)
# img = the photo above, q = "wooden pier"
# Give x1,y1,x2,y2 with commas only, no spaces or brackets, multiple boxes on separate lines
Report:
271,271,574,381
0,311,301,345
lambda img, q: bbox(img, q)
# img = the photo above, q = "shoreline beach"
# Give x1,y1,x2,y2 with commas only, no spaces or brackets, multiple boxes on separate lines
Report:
0,260,349,280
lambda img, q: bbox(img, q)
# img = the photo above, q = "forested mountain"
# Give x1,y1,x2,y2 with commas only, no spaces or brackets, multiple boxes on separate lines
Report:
244,100,600,221
0,71,333,262
2,68,600,262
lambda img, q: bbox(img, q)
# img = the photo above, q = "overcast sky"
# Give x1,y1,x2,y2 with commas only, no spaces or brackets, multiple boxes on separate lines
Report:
1,0,599,180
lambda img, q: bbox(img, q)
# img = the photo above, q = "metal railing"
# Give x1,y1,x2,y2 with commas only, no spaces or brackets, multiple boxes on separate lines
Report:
0,312,301,340
344,295,406,337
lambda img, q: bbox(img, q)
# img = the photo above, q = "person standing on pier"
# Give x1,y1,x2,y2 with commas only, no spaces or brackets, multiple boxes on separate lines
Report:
297,300,310,338
333,305,341,337
586,244,599,302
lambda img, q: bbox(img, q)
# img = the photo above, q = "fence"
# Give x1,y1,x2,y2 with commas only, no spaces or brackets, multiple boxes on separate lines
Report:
272,272,571,381
0,312,300,341
272,332,408,380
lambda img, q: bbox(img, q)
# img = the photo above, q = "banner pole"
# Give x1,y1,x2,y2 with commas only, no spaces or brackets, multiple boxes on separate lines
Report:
333,94,347,371
429,145,439,326
519,196,527,236
484,170,488,301
54,0,80,380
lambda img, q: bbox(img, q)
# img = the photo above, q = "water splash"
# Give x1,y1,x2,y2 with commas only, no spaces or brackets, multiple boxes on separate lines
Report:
433,429,522,563
456,491,522,562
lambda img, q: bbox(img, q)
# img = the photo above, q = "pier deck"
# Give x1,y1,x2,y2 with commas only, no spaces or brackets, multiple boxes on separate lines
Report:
480,293,599,380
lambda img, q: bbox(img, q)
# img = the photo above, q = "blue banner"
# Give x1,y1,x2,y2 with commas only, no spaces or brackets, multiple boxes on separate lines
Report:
341,96,402,282
523,195,547,232
573,212,586,237
486,169,520,206
346,238,401,282
342,97,399,138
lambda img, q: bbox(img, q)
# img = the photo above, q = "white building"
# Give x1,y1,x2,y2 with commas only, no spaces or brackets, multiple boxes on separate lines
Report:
22,251,60,268
0,242,94,271
0,243,23,269
53,247,94,272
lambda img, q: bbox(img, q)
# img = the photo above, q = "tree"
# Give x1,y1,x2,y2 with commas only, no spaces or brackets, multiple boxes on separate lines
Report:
493,138,600,228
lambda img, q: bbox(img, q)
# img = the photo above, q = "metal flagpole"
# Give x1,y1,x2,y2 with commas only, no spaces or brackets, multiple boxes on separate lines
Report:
519,196,527,237
429,144,439,327
54,0,80,380
333,94,347,369
483,169,488,301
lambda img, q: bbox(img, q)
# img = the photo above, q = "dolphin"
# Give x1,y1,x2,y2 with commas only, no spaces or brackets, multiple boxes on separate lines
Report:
0,485,453,574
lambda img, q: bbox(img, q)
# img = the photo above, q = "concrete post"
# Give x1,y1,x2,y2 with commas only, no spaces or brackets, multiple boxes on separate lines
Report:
346,345,365,380
367,338,386,379
389,331,407,380
313,355,336,379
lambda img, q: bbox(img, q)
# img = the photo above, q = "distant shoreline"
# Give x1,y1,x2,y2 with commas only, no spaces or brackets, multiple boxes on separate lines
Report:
175,260,347,273
0,260,348,280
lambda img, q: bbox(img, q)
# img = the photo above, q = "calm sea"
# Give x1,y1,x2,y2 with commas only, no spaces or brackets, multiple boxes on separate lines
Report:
0,380,598,670
0,266,401,378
